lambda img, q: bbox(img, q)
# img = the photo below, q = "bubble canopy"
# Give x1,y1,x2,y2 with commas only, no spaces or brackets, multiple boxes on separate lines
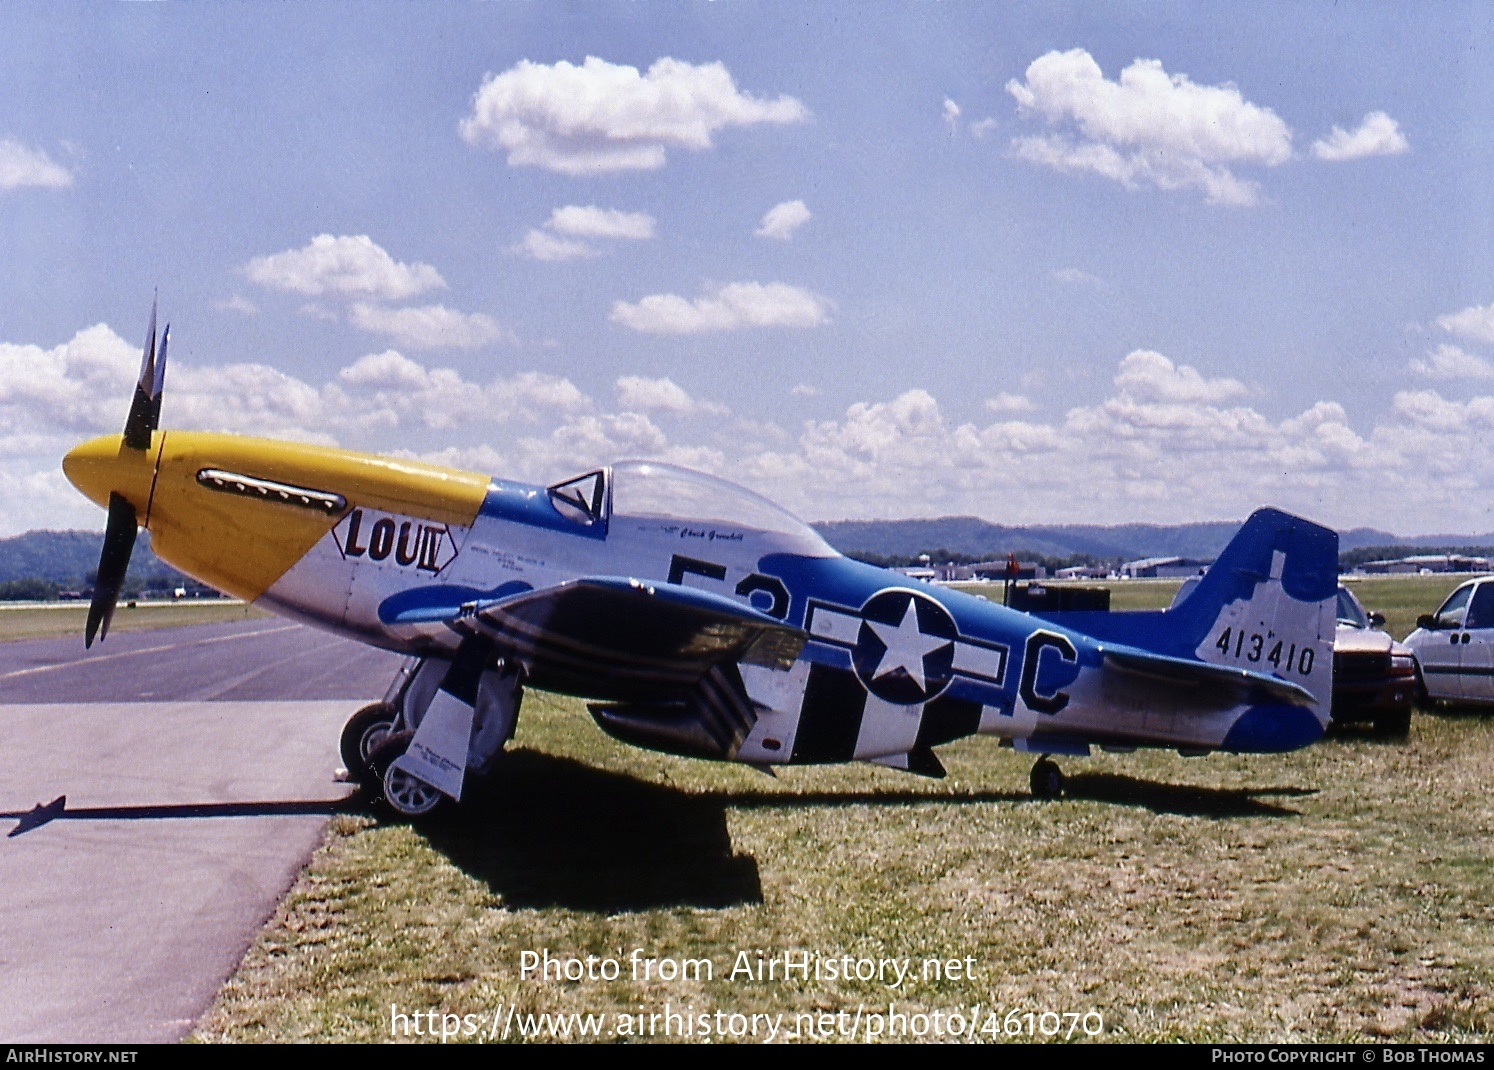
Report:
547,460,837,558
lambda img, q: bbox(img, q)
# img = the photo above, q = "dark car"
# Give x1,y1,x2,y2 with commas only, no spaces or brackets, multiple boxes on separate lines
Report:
1331,585,1415,738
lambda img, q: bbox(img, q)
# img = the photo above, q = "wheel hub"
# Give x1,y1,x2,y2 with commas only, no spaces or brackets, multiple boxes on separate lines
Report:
384,765,443,816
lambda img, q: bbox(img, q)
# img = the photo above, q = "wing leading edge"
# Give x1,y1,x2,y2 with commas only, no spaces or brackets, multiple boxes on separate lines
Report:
459,576,805,703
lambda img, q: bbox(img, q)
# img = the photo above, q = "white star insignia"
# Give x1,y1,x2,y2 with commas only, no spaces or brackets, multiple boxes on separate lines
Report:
868,600,952,692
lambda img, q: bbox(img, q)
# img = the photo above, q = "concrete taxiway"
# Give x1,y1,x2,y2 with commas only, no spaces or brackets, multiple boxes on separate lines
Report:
0,620,404,1042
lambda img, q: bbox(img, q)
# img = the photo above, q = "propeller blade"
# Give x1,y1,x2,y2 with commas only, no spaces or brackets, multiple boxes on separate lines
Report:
122,298,161,450
85,493,138,648
148,324,168,432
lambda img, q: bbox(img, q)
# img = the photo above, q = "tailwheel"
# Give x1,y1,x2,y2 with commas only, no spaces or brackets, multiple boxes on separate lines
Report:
1029,757,1064,800
339,701,397,790
367,729,449,821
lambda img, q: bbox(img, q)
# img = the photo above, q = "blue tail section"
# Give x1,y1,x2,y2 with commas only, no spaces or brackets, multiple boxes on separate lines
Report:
1037,508,1339,723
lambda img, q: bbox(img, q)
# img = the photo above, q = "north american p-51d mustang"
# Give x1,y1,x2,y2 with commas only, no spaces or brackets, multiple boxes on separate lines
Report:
63,306,1339,818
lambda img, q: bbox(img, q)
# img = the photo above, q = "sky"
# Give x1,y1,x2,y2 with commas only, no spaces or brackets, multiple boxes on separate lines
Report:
4,2,1494,537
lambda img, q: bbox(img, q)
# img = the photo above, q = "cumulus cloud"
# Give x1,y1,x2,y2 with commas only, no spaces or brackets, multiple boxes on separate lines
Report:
216,294,259,316
515,205,656,261
337,349,430,391
609,282,831,334
511,412,674,476
615,375,727,416
740,354,1399,526
0,325,138,435
1112,349,1248,405
547,205,655,240
1007,49,1292,206
169,361,334,444
0,139,73,190
1390,389,1473,433
460,56,809,175
791,383,820,398
25,319,1494,538
755,200,811,240
1436,302,1494,345
514,228,598,262
943,98,961,134
245,235,445,301
333,352,586,430
1411,343,1494,380
985,392,1037,414
1312,111,1409,161
348,303,512,350
616,375,694,413
3,326,586,448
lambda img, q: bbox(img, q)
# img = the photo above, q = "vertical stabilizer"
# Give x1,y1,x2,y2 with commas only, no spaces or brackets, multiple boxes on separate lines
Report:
1170,508,1338,716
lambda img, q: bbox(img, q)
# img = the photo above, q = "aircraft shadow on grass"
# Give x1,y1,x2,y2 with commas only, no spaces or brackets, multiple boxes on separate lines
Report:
1054,772,1313,817
1,795,350,837
419,749,1312,913
427,749,763,913
2,751,1311,911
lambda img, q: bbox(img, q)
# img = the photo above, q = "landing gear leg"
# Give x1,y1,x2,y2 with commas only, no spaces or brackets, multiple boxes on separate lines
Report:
357,642,525,822
1029,756,1064,800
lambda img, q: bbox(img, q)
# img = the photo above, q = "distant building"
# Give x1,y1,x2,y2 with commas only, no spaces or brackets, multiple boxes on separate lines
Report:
1055,565,1112,580
966,560,1045,582
1359,554,1491,575
897,561,1047,583
1120,555,1211,579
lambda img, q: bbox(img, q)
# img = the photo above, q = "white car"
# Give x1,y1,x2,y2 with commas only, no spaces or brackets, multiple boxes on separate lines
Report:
1404,577,1494,707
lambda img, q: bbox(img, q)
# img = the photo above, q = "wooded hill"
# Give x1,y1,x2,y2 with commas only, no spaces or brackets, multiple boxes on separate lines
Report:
0,530,189,598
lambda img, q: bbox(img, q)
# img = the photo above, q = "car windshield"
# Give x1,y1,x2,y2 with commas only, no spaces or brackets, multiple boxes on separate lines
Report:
1336,586,1369,629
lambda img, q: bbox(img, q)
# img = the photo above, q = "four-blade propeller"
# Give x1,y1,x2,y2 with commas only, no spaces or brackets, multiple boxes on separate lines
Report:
84,299,169,648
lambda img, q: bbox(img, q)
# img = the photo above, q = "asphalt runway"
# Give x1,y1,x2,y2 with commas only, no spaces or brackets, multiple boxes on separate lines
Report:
0,620,406,1042
0,618,403,704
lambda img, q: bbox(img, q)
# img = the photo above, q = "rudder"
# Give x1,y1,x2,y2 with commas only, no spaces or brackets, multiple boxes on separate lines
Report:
1169,507,1337,716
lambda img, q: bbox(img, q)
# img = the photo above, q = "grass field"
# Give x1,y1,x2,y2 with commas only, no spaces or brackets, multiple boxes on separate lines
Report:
0,600,266,642
193,675,1493,1042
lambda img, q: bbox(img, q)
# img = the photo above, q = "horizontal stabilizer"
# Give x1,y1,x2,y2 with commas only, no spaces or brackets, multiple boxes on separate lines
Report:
1102,645,1316,707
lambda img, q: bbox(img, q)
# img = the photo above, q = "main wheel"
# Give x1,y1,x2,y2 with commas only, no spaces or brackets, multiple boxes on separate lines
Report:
367,729,448,820
339,701,397,788
1029,758,1064,800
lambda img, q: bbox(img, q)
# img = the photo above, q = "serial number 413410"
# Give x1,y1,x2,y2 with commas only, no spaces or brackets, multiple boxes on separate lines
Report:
1214,627,1315,675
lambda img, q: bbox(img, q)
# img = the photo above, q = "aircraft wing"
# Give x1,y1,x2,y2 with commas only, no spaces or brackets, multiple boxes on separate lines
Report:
1100,644,1318,707
459,576,806,702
